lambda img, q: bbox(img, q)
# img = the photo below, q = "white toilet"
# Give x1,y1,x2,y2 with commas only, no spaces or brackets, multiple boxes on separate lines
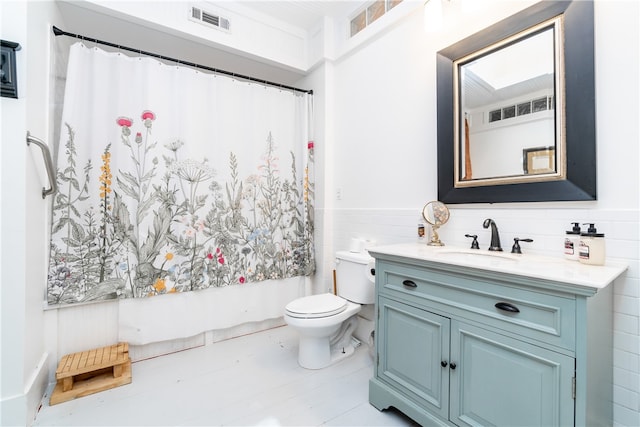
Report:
284,250,375,369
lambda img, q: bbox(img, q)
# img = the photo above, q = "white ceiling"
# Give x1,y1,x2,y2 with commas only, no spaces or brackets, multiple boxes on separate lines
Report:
236,1,364,31
56,1,368,86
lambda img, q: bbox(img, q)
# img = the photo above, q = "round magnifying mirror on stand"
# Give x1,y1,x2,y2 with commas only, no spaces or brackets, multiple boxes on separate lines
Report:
422,201,450,246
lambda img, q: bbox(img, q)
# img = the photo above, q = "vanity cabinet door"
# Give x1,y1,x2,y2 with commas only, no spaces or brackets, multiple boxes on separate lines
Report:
450,321,575,427
378,296,450,421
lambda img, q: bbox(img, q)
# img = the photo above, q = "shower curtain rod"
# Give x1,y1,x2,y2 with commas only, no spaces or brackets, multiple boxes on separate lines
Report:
52,26,313,95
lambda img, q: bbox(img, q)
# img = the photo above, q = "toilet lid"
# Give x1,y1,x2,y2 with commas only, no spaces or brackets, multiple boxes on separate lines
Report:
285,293,348,319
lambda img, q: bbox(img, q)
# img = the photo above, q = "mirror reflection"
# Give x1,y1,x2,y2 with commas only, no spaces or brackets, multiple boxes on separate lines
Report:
454,17,564,187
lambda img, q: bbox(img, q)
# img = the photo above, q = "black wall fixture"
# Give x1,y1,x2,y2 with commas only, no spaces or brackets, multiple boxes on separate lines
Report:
1,40,21,99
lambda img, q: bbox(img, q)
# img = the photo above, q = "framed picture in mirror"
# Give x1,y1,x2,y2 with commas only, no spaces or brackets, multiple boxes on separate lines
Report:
523,147,555,175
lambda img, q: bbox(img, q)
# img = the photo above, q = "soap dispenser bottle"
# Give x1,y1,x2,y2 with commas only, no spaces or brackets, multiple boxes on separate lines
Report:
564,222,581,260
578,223,605,265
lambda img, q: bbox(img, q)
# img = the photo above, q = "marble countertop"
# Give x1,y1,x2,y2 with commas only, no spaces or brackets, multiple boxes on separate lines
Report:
367,243,628,291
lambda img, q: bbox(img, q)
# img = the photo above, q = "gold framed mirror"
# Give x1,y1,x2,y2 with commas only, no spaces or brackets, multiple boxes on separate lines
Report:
436,1,596,204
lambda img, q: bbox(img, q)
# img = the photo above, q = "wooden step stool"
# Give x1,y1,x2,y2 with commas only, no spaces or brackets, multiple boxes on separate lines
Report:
50,342,132,405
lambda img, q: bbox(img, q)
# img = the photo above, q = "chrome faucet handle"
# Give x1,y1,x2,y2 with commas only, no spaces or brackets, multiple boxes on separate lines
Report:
511,238,533,254
465,234,480,249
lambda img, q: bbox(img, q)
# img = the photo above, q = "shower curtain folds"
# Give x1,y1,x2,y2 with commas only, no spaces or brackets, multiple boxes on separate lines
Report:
47,41,315,315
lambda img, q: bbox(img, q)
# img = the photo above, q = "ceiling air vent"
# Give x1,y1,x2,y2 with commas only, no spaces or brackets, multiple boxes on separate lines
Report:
189,6,230,31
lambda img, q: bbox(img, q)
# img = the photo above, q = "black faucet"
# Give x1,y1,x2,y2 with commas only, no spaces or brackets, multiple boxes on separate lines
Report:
482,218,503,251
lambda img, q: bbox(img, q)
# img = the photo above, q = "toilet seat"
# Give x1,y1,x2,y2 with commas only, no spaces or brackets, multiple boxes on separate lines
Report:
285,293,348,319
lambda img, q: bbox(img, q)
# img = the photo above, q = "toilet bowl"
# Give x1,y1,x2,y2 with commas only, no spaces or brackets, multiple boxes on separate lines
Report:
284,251,375,369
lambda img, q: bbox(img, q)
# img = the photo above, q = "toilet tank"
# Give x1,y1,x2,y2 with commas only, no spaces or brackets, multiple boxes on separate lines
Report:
335,251,375,304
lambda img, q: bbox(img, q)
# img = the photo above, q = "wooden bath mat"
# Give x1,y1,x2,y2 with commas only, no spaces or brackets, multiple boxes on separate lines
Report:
50,342,131,405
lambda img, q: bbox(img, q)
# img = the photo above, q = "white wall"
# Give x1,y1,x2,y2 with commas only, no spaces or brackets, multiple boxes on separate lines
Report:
73,0,308,72
468,112,555,179
329,1,639,426
1,1,63,425
0,2,29,424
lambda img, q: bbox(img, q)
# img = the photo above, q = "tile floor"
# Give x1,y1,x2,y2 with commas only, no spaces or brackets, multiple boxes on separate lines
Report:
33,325,417,426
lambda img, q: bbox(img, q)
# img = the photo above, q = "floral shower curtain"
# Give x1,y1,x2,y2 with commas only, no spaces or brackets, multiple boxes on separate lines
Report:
48,43,315,306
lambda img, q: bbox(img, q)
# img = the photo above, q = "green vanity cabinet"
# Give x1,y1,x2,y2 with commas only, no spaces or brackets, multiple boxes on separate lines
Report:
450,321,574,426
377,296,451,421
368,244,626,427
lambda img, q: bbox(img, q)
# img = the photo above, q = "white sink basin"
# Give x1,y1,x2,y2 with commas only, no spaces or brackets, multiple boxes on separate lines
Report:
434,248,520,263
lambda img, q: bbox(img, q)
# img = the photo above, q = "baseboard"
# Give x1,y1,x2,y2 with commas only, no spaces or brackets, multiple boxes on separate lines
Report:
127,318,288,362
0,352,49,427
26,352,50,425
129,333,206,362
206,317,286,344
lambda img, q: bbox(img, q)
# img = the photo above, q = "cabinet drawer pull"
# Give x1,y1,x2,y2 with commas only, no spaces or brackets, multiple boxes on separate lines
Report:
402,280,417,288
495,302,520,313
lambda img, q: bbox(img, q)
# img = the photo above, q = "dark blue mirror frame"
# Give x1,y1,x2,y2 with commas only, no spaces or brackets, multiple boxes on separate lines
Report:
437,0,596,204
